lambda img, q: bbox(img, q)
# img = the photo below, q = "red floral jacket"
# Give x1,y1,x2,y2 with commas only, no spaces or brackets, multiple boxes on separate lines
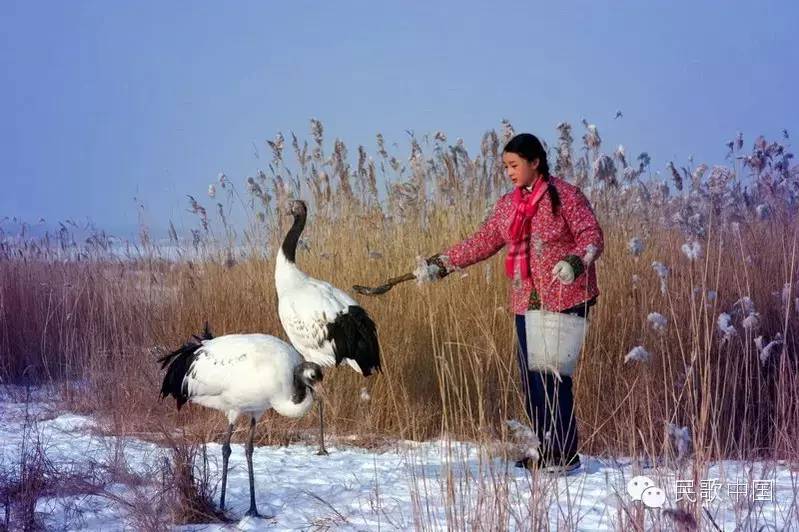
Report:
445,176,604,314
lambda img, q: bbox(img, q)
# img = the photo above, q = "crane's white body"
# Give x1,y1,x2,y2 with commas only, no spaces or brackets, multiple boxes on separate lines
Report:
183,334,315,422
159,328,322,516
271,198,380,456
275,249,364,373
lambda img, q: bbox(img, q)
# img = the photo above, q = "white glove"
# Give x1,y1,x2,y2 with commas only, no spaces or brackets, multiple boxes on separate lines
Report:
552,261,575,285
414,254,451,284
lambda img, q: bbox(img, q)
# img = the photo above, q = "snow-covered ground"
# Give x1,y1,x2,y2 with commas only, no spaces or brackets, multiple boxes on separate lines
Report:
1,388,796,530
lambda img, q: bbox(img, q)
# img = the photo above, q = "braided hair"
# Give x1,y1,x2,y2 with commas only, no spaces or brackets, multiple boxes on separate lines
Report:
503,133,561,215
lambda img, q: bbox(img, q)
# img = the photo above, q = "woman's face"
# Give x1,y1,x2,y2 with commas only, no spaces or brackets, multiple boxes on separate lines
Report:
502,152,539,188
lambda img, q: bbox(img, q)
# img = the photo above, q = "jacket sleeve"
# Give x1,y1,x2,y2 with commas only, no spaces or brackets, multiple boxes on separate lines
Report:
444,198,506,269
561,186,604,275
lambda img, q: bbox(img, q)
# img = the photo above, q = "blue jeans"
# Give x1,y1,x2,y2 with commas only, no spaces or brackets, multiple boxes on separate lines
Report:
515,302,592,462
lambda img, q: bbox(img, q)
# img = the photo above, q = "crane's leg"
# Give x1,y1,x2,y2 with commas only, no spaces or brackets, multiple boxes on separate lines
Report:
317,401,329,455
244,416,261,517
219,422,234,510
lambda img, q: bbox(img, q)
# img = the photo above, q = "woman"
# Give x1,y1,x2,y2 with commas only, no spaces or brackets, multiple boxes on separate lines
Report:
427,133,604,473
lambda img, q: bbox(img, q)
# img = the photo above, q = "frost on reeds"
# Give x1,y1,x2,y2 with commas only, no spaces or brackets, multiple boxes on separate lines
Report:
627,236,645,257
691,163,709,191
742,312,761,332
592,153,618,187
651,261,669,294
717,313,737,344
665,422,692,462
671,201,707,238
732,296,756,318
624,345,651,363
755,334,785,366
506,419,540,462
680,241,702,261
623,166,642,183
614,144,627,169
581,120,601,152
706,165,734,196
647,312,668,333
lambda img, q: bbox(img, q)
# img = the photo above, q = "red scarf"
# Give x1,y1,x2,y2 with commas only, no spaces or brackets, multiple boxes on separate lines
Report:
505,178,548,280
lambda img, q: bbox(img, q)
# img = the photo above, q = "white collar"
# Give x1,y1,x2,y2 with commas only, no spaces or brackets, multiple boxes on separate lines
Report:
525,176,548,192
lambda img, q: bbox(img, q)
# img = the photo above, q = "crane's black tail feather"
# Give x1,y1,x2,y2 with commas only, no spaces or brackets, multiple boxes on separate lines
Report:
328,306,381,376
157,322,214,409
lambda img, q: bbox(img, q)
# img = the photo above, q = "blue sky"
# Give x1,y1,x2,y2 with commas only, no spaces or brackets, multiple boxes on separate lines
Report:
1,1,797,237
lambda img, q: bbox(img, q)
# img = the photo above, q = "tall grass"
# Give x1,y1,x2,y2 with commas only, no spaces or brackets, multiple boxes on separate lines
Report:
1,120,797,471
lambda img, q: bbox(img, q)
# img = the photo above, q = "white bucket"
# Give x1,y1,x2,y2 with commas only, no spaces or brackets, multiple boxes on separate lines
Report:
524,309,590,379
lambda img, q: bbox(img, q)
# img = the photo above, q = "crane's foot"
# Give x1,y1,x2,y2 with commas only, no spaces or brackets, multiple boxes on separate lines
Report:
316,447,329,456
244,506,273,519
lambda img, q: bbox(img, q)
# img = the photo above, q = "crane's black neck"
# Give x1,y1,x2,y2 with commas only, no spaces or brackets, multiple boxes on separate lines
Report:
291,372,309,404
281,211,306,264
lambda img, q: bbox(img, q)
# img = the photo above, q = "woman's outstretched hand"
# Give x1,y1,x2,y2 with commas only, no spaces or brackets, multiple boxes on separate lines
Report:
424,253,453,280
